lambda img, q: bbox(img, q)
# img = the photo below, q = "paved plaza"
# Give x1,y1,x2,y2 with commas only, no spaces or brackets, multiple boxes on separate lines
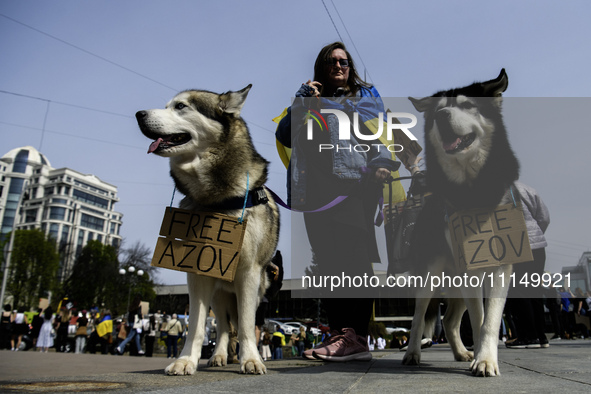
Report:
1,339,590,393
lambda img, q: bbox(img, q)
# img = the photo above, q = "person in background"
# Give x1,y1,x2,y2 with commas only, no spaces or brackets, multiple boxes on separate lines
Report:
144,315,158,357
255,251,283,354
367,334,375,351
559,287,574,338
97,309,113,355
10,307,29,351
228,326,239,364
75,310,88,354
116,295,144,355
260,327,272,361
573,288,590,338
36,307,54,353
0,304,12,350
296,326,306,356
159,314,169,347
272,325,285,360
377,334,386,350
55,308,70,352
166,313,182,359
31,308,44,348
544,286,564,340
505,183,550,349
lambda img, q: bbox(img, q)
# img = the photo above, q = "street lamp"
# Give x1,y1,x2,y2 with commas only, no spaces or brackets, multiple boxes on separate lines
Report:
119,266,144,313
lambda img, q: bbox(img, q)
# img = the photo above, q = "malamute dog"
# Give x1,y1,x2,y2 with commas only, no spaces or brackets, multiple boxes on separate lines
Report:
136,85,279,375
402,69,519,377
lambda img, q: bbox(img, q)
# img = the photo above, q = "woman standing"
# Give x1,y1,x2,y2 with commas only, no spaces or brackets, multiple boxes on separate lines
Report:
36,307,54,353
144,315,158,357
276,42,402,362
1,304,13,350
55,308,70,352
10,307,29,351
75,311,88,354
260,328,272,361
296,326,306,356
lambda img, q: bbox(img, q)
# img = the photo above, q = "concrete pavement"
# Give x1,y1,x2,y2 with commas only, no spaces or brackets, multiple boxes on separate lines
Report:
1,339,590,393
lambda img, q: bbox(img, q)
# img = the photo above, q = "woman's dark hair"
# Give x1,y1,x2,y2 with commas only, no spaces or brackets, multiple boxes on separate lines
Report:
313,41,371,97
129,295,142,313
149,315,156,330
44,307,53,320
4,304,11,312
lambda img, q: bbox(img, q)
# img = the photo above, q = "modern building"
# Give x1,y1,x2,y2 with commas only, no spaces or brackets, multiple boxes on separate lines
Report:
0,146,123,282
561,251,591,293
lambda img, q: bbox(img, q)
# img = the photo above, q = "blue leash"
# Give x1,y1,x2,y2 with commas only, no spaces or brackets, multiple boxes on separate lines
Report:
239,172,249,223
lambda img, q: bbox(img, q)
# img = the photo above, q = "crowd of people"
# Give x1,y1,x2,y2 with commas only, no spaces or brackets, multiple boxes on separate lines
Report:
0,299,191,358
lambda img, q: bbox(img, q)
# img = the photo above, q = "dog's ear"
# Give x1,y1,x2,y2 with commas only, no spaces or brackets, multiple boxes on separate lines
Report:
219,84,252,116
408,96,431,113
482,69,508,97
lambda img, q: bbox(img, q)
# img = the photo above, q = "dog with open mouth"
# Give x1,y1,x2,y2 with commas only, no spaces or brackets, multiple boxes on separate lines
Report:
137,85,279,375
402,69,522,377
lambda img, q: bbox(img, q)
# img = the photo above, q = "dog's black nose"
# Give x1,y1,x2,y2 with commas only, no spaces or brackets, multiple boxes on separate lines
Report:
136,110,147,120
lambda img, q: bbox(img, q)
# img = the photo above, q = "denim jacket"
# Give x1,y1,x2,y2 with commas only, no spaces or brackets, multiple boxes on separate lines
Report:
276,85,398,208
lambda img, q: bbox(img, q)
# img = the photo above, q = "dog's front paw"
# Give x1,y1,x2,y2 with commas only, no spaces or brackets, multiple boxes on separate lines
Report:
454,350,474,362
402,351,421,365
208,354,227,367
165,357,197,375
240,358,267,374
470,358,500,377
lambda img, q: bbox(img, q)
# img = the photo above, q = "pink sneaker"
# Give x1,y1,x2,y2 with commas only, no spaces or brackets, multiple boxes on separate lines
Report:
302,331,342,360
313,328,372,362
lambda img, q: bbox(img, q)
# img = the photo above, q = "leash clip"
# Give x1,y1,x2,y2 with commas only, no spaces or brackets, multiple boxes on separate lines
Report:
252,188,269,206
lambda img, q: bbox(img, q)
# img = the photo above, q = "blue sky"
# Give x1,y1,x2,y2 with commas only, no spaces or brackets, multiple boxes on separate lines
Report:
1,1,590,285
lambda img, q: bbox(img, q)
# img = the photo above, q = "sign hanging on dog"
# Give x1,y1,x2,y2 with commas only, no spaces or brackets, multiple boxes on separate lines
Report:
151,207,247,282
448,203,533,271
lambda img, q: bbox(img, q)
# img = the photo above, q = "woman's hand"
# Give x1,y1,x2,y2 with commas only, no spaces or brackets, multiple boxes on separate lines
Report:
305,80,322,97
374,168,391,183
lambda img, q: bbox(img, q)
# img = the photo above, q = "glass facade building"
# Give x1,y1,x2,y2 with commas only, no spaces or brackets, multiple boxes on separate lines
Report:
0,146,123,282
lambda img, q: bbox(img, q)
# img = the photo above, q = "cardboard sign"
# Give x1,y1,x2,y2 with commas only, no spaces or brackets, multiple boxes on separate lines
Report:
151,207,247,282
140,301,150,317
448,203,533,270
38,298,49,311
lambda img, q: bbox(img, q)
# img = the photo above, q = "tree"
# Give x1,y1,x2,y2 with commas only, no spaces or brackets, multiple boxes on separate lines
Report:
7,229,60,309
63,240,120,311
63,240,157,315
117,240,157,312
119,240,157,279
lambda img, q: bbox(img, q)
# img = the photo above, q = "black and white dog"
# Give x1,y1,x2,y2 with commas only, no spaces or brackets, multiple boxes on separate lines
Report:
402,69,519,377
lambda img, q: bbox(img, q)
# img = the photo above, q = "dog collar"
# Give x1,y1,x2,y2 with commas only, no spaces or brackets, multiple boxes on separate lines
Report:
212,187,269,211
443,184,518,222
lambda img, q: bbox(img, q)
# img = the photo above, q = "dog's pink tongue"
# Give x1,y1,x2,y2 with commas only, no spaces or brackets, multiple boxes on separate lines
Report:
443,138,461,152
148,138,163,154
